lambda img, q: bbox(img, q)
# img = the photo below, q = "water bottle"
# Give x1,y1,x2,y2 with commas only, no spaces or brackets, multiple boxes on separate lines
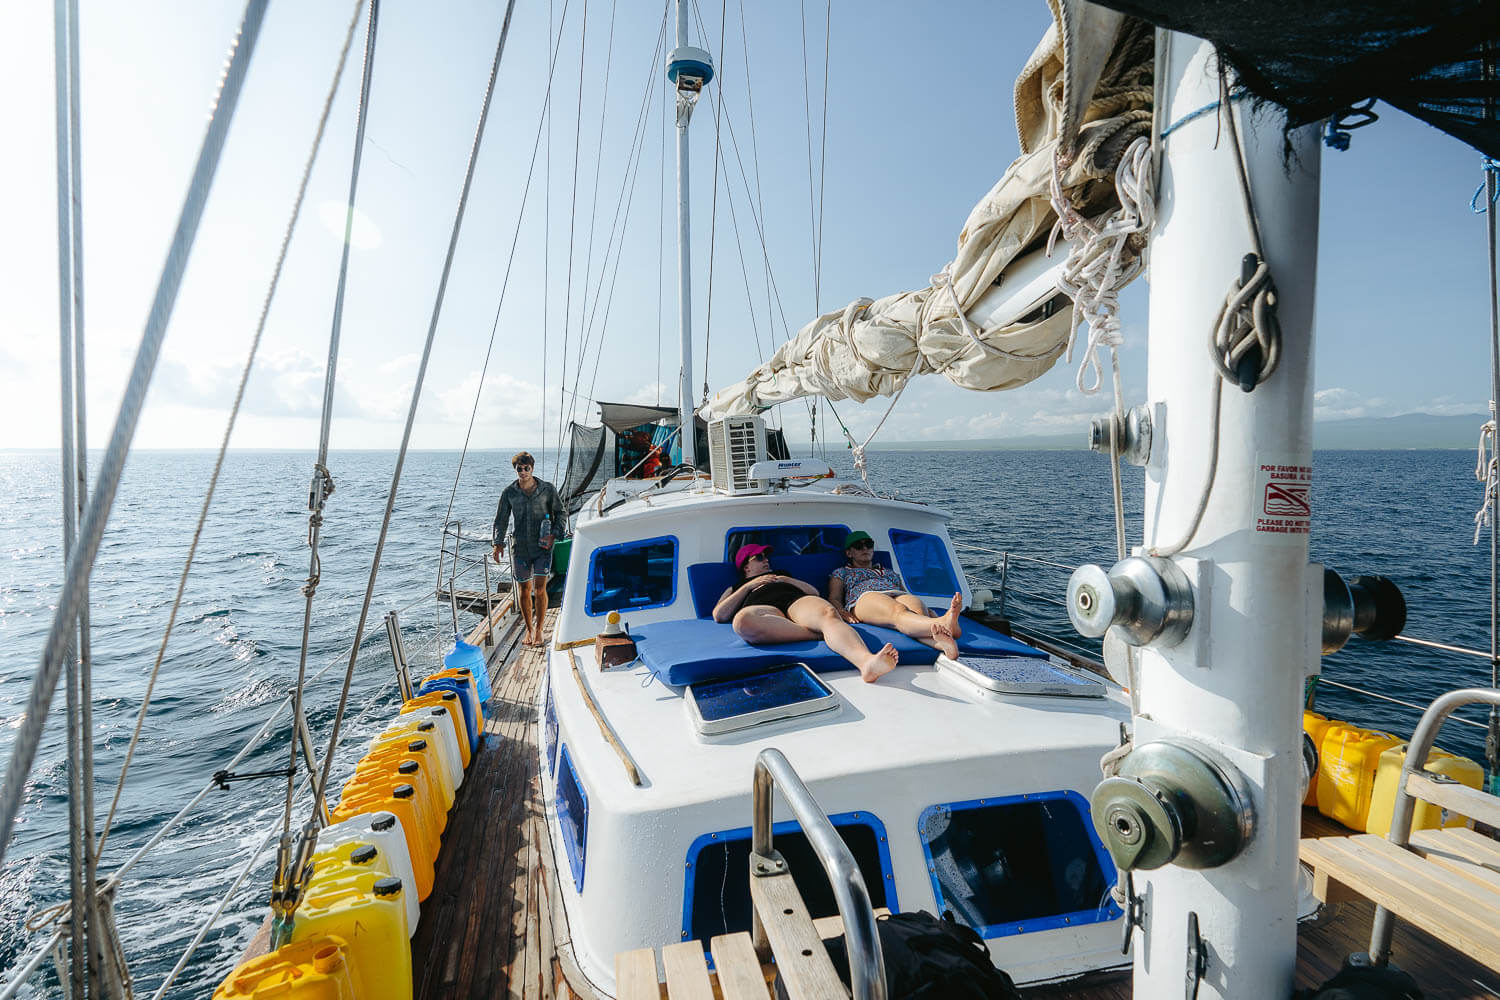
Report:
539,515,553,550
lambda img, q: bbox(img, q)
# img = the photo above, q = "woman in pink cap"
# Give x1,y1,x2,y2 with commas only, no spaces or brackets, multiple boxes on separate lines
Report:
712,544,899,682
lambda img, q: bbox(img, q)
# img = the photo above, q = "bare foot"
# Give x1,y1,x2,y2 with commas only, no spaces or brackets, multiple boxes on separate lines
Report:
937,593,963,639
859,643,899,683
930,622,958,659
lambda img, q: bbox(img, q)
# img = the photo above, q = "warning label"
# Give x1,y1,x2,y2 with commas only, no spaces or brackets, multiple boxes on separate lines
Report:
1255,460,1312,537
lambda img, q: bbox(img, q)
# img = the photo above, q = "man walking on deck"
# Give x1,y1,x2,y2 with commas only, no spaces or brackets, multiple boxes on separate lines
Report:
492,452,567,647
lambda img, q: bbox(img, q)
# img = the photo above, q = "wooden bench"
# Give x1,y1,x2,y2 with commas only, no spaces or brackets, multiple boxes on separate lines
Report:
615,910,891,1000
1300,768,1500,970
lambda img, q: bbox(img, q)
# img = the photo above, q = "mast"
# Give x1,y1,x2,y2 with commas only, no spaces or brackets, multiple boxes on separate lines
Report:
1068,33,1323,1000
1135,36,1320,997
666,2,712,468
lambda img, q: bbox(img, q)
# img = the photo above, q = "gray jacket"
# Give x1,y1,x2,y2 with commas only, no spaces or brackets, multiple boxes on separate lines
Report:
493,479,566,562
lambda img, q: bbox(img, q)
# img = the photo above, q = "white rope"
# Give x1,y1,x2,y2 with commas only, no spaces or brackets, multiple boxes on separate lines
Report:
930,266,1050,363
1475,407,1497,545
849,348,924,488
1047,135,1154,394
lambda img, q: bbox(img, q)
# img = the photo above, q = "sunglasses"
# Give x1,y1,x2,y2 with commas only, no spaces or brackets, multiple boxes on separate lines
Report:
516,464,533,471
849,540,874,549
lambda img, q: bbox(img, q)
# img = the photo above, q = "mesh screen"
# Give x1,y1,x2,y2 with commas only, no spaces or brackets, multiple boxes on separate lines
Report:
559,422,614,514
1094,1,1500,158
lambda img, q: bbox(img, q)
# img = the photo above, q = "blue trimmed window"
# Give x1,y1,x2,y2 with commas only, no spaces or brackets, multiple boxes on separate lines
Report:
682,812,897,944
586,535,677,616
556,744,589,892
888,529,959,597
723,524,850,561
917,791,1120,938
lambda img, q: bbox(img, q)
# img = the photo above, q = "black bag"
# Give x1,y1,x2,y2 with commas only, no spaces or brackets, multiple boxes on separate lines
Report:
1293,962,1424,1000
820,910,1021,999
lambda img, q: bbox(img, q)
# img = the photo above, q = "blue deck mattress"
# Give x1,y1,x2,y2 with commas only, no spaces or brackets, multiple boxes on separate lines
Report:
632,616,1048,687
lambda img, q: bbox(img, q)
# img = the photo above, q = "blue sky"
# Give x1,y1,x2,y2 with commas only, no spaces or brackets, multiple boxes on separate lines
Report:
1,0,1493,452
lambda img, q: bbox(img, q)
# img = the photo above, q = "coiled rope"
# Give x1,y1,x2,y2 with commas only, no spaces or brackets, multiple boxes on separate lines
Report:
1474,409,1497,545
1048,134,1154,396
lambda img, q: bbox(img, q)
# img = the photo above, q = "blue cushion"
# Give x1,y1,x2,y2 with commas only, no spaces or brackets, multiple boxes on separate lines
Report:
685,553,893,620
632,616,1046,687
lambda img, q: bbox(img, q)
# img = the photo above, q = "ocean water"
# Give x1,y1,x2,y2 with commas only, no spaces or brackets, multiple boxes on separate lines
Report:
0,446,1494,996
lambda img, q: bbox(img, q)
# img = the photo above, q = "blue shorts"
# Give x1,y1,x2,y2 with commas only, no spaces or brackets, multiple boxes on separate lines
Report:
512,549,551,584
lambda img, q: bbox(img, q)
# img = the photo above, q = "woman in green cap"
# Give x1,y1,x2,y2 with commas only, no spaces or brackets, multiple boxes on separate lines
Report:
828,530,964,658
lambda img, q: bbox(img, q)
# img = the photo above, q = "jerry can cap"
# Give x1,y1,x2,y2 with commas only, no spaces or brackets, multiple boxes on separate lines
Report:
417,721,435,732
350,844,378,865
408,739,427,752
373,876,403,898
370,812,396,832
398,760,419,775
394,784,414,799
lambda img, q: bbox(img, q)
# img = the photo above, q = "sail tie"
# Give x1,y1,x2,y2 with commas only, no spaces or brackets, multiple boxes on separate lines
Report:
1475,407,1498,545
1048,135,1154,395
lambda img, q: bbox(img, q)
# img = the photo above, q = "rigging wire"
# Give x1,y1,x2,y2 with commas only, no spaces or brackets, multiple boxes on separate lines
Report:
51,0,94,991
97,0,370,862
658,67,667,403
553,0,590,480
284,0,381,843
575,0,619,389
439,0,577,539
543,0,554,474
699,0,729,404
0,0,270,874
311,0,523,816
571,14,671,415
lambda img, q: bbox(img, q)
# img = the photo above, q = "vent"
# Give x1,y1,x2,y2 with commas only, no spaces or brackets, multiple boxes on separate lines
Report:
708,416,768,495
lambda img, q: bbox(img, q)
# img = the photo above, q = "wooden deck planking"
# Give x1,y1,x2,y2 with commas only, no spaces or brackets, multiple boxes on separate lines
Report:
412,607,584,1000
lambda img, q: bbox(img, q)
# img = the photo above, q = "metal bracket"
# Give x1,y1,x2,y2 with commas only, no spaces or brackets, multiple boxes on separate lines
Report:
750,849,788,878
1119,871,1145,955
1186,911,1209,1000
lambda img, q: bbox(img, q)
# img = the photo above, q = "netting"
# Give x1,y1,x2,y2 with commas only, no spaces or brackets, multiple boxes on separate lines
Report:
1093,0,1500,158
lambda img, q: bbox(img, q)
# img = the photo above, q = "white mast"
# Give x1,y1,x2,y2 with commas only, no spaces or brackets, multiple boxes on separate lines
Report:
1134,36,1320,998
666,4,713,468
1069,32,1323,1000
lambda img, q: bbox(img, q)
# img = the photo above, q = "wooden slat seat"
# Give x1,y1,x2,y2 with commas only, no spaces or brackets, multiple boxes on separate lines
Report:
614,910,892,1000
1300,830,1500,969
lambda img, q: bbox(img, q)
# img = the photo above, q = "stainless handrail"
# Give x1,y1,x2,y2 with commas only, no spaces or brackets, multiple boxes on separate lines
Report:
1368,687,1500,965
751,748,886,1000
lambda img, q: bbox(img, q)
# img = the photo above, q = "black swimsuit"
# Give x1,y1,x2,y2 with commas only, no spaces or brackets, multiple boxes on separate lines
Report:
740,578,808,615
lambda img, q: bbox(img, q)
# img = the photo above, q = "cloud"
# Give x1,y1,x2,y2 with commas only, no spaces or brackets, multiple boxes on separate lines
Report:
1314,387,1385,421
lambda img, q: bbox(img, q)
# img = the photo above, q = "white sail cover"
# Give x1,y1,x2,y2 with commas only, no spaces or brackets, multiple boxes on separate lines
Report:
704,2,1153,420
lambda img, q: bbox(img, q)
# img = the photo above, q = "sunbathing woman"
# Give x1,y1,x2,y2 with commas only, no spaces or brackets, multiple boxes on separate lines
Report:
827,531,965,659
713,543,899,682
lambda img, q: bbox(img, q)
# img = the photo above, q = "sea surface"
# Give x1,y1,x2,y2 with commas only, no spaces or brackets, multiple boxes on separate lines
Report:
0,447,1495,996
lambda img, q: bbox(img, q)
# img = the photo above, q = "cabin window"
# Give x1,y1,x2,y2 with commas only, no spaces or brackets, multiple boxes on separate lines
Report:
723,524,850,560
888,529,959,597
557,744,589,892
586,535,678,616
682,813,897,944
916,791,1119,938
543,676,559,778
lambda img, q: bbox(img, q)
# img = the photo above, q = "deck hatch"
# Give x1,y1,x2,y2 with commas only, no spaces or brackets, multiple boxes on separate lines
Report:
685,663,838,735
682,812,897,946
917,790,1120,938
942,655,1105,698
556,743,588,892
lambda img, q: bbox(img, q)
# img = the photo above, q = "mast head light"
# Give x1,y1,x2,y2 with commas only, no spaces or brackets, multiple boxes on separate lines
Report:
667,46,714,89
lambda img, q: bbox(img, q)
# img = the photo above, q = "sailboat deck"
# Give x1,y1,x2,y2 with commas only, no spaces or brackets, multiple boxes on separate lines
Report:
416,612,1500,999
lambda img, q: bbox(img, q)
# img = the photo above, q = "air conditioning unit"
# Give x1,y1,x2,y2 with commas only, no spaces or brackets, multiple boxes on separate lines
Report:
708,415,768,495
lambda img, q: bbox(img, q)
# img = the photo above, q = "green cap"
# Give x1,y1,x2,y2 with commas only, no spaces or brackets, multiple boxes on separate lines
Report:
843,530,873,549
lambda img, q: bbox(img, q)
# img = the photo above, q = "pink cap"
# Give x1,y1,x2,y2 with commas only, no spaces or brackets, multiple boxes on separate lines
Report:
734,543,771,569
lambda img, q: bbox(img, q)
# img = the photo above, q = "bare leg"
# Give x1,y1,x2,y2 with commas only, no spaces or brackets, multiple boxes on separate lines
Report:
733,605,819,643
789,597,898,682
854,593,957,658
533,578,550,644
937,592,964,638
517,578,537,644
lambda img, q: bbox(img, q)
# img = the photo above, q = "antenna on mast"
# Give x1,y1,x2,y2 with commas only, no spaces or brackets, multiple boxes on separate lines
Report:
666,2,713,470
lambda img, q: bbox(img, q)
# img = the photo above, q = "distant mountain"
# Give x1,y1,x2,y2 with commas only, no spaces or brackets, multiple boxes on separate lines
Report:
867,412,1488,452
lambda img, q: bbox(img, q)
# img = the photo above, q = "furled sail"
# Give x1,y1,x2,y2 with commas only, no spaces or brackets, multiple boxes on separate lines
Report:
704,1,1152,420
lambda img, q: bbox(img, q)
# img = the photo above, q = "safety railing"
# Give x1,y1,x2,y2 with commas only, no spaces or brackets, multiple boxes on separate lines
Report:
1368,688,1500,964
751,748,886,1000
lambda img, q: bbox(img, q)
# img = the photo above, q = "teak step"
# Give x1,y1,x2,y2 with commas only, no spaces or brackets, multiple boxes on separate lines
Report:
614,909,891,1000
1300,830,1500,970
